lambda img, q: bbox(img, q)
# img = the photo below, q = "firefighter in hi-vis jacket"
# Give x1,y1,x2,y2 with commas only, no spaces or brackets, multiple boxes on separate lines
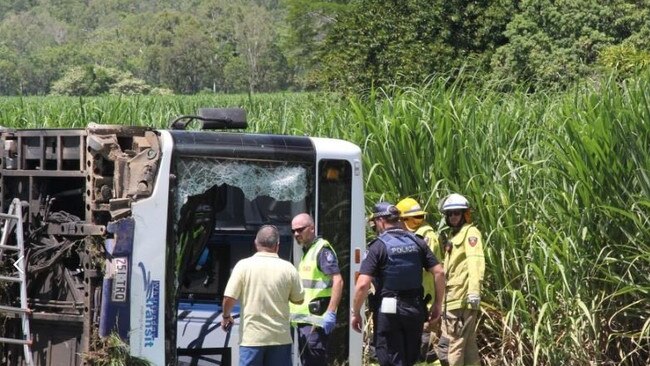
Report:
437,193,485,366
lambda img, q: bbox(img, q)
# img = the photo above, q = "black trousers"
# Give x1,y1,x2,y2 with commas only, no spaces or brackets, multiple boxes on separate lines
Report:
296,324,329,366
374,297,426,366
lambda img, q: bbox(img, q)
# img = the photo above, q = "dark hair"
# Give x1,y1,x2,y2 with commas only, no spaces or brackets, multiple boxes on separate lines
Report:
256,225,279,249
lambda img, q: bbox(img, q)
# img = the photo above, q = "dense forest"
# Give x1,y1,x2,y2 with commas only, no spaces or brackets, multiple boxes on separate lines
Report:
1,0,649,96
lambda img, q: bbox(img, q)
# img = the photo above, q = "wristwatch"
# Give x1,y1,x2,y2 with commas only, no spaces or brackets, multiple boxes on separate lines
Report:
223,314,232,319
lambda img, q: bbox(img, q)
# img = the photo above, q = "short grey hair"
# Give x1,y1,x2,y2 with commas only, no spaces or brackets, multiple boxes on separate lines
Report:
255,225,279,249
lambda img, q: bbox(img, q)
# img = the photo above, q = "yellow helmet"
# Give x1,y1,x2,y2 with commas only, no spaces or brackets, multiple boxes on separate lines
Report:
396,197,426,218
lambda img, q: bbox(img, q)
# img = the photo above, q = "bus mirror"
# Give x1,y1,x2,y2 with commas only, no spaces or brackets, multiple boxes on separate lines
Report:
199,108,247,130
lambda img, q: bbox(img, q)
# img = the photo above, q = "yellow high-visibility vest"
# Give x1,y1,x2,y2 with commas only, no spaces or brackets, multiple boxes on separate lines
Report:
290,238,336,326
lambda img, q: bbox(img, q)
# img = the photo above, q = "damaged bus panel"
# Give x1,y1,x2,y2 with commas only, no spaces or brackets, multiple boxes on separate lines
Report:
0,108,365,366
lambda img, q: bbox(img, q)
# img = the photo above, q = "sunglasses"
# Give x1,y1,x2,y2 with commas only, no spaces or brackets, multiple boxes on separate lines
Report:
446,210,463,217
403,215,425,221
291,226,309,234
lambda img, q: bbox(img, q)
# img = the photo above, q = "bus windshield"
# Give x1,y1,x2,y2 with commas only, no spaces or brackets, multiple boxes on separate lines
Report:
173,157,313,301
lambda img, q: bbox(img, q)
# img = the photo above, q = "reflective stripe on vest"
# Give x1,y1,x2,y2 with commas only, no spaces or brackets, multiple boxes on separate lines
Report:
290,238,336,326
301,278,332,289
289,313,326,326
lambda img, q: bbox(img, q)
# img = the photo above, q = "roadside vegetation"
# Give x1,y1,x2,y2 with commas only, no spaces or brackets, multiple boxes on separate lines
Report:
85,333,151,366
0,73,649,364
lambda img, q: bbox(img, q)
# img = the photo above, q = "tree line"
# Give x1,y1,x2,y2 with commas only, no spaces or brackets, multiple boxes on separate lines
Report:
1,0,649,96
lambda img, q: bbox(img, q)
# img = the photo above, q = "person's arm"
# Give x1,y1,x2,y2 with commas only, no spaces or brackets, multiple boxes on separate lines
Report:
351,274,372,333
317,246,343,312
350,239,382,333
289,267,305,305
221,262,243,330
221,296,237,330
327,273,343,312
317,245,344,334
320,272,343,334
466,227,485,308
427,264,445,321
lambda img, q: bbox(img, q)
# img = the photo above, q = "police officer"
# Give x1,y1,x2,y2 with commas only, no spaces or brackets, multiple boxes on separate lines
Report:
290,213,343,366
396,197,444,362
437,193,485,366
351,202,445,366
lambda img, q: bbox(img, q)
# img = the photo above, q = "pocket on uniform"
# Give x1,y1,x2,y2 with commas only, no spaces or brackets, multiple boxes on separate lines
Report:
380,297,397,314
443,312,463,338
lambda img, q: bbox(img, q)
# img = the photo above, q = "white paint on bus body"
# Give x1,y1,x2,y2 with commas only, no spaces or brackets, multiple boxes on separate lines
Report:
129,130,173,365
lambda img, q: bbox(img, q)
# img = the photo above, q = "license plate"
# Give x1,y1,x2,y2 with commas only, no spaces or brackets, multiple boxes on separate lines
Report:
112,257,129,302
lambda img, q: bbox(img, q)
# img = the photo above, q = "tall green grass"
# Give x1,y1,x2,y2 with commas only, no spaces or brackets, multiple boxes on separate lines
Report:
1,77,648,364
337,77,650,365
0,92,313,130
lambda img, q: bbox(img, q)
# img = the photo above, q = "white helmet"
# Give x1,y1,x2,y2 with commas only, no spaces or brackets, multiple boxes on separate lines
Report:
439,193,470,212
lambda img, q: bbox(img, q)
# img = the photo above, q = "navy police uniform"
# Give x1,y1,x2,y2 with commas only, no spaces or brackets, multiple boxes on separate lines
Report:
360,227,439,366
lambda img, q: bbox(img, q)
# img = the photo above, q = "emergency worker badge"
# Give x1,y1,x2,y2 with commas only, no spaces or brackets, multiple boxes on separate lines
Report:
325,251,335,263
468,237,478,247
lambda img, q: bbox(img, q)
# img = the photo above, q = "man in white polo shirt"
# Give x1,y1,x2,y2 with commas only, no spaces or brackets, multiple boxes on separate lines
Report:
221,225,305,366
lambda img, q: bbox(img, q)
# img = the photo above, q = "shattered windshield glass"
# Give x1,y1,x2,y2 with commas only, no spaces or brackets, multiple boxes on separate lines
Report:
174,157,310,222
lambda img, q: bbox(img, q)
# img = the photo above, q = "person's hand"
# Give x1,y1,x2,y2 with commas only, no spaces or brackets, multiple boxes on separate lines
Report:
426,317,441,332
428,303,441,322
351,311,363,333
423,321,431,332
221,315,234,331
467,293,480,308
322,311,337,334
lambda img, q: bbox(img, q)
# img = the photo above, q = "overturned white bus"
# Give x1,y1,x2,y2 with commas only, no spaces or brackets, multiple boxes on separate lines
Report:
0,108,365,366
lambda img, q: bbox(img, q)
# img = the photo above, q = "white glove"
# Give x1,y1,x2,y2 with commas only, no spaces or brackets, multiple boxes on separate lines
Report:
467,293,480,308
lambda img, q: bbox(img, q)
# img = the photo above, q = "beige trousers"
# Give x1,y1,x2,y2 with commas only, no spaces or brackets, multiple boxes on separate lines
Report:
438,308,480,366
